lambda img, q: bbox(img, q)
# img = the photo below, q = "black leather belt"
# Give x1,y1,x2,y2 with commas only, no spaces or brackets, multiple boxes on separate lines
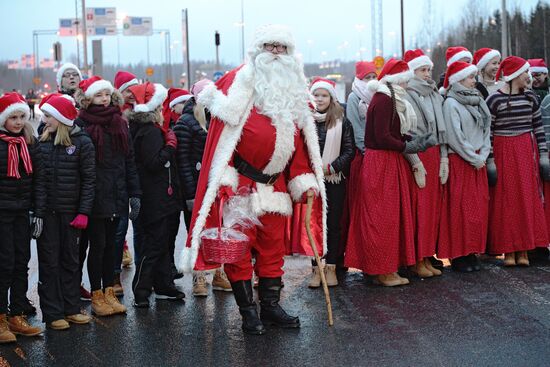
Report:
233,154,280,185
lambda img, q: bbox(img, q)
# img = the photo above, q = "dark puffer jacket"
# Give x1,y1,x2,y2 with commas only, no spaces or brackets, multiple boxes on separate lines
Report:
129,112,182,225
35,125,95,217
315,115,355,177
0,129,41,212
173,98,209,200
76,117,141,218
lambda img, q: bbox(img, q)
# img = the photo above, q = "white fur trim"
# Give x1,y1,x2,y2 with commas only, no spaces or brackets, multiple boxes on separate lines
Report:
447,50,473,66
56,63,82,86
84,79,114,98
287,173,319,202
40,103,73,127
169,94,192,109
118,78,138,93
476,50,500,71
218,165,239,192
251,24,296,55
134,83,168,112
261,118,296,176
449,64,479,86
0,102,30,127
529,66,548,74
407,55,433,71
250,183,293,216
310,81,337,100
503,62,531,82
380,70,414,85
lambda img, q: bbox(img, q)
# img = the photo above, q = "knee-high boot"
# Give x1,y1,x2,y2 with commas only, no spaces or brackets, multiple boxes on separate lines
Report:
230,280,266,335
258,277,300,328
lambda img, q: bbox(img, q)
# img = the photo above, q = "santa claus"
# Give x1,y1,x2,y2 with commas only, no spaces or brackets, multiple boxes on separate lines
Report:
181,25,326,335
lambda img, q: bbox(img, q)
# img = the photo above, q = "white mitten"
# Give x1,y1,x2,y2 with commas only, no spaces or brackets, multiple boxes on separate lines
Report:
439,157,449,185
412,162,427,188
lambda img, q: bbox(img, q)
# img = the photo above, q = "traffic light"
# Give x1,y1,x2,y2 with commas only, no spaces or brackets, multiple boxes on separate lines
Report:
215,31,220,46
53,42,62,62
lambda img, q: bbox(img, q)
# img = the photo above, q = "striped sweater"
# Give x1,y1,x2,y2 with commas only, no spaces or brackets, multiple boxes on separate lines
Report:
486,90,547,156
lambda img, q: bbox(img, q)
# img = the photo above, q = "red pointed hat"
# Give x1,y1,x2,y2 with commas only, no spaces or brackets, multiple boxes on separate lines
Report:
443,61,478,89
114,71,139,92
404,49,433,71
496,56,530,82
355,61,376,79
166,88,192,109
129,82,168,113
446,46,473,67
473,48,501,71
377,59,412,84
0,92,30,127
40,94,77,127
79,76,114,97
39,93,63,109
309,77,337,99
528,58,548,74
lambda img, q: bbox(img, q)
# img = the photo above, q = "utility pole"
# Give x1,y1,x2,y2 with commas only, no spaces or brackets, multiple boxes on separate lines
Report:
240,0,245,62
81,0,88,74
501,0,508,58
400,0,405,57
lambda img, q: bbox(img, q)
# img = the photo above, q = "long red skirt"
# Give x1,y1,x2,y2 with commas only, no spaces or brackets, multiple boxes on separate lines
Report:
488,133,549,253
339,150,363,261
411,146,442,259
438,154,488,259
344,149,416,275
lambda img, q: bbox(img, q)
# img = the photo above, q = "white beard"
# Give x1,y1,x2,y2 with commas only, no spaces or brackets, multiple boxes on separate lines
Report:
252,52,309,123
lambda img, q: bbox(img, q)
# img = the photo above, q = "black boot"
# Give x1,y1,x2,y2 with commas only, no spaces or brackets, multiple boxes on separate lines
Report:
451,256,474,273
230,280,266,335
258,277,300,328
467,253,481,271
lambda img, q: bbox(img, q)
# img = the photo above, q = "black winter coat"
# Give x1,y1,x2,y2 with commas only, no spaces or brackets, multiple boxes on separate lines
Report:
35,126,96,217
130,121,182,225
0,130,41,212
76,117,141,218
173,98,208,200
315,116,355,178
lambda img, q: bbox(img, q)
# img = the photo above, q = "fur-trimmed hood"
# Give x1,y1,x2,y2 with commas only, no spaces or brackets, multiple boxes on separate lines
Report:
126,110,159,125
74,88,124,110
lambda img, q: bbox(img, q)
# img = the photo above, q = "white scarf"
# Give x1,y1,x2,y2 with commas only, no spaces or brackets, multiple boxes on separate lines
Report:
351,77,374,117
313,111,343,184
367,80,417,135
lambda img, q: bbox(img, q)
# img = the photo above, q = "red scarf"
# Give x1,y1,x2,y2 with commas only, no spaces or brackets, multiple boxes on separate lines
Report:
0,133,33,179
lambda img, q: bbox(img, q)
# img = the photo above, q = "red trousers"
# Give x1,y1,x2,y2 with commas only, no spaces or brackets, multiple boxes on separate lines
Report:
224,213,286,282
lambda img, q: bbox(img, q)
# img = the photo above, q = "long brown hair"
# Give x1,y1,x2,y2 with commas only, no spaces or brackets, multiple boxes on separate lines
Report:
324,97,344,129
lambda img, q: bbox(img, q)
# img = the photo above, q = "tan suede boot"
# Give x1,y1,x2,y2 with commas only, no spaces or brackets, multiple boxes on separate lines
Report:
503,252,516,267
212,269,232,292
91,290,115,316
308,266,321,288
325,264,338,287
65,313,91,324
8,315,43,337
409,260,434,278
516,251,530,267
374,272,408,287
423,258,442,276
113,273,124,296
0,314,16,343
104,287,127,314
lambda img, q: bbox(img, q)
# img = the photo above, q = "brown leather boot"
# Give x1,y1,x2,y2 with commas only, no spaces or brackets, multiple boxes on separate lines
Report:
324,264,338,287
0,314,16,343
409,260,434,278
91,290,115,316
503,252,516,267
516,251,530,267
113,273,124,296
104,287,127,314
423,258,442,276
8,315,43,337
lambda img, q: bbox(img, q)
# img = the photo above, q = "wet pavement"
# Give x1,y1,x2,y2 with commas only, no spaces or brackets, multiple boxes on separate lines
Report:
0,239,549,367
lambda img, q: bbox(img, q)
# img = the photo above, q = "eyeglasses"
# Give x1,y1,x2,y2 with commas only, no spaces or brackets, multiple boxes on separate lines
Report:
264,43,287,52
63,72,80,79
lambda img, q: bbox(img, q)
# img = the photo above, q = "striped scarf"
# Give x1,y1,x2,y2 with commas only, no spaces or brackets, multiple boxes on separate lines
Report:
0,133,33,179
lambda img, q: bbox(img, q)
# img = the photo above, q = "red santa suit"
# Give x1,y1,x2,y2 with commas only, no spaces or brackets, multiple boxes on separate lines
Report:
181,63,326,281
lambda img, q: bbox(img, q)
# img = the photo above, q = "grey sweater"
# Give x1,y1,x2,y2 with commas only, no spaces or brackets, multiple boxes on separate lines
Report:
346,92,366,152
442,97,491,166
538,93,550,151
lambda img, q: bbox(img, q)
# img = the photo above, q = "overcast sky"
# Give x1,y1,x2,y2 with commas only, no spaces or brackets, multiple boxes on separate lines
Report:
0,0,542,66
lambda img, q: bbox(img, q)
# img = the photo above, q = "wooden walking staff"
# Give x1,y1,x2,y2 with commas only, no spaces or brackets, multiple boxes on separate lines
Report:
305,190,334,326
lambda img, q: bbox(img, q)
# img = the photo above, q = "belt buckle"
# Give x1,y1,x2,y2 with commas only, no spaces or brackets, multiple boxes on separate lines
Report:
266,175,278,186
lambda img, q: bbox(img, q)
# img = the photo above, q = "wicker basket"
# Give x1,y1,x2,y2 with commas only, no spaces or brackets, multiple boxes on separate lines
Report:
200,197,250,264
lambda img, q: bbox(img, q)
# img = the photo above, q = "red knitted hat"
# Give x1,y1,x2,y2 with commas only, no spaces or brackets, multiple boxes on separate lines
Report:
0,92,30,127
355,61,376,79
309,77,337,99
40,94,77,126
473,48,501,71
79,76,114,97
443,61,478,89
114,71,139,92
404,49,433,71
496,56,530,82
446,46,473,67
377,59,412,84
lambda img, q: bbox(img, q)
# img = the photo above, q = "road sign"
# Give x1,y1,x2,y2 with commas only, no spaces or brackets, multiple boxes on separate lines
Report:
59,18,81,37
85,7,117,36
146,67,154,76
213,71,224,82
373,56,385,69
33,77,41,86
122,16,153,36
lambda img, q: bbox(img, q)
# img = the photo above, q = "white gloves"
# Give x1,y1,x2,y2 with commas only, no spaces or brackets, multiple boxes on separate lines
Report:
412,162,427,188
439,157,449,185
